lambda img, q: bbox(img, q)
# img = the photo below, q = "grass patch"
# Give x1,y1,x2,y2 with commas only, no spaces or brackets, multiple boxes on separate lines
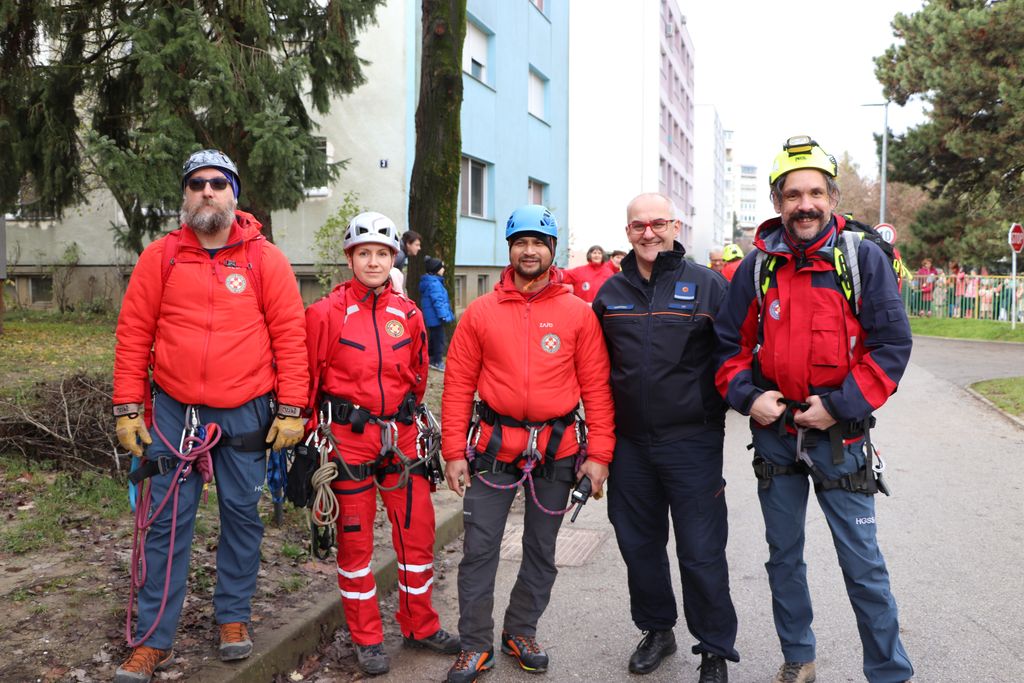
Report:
972,377,1024,419
910,318,1024,343
0,316,116,397
0,463,125,553
278,575,306,593
280,542,306,561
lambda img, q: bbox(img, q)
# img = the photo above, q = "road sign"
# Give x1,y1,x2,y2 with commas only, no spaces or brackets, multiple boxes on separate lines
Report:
875,223,897,244
1009,223,1024,253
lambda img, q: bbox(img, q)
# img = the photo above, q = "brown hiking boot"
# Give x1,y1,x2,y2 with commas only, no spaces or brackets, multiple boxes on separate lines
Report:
114,646,173,683
219,622,253,661
772,660,816,683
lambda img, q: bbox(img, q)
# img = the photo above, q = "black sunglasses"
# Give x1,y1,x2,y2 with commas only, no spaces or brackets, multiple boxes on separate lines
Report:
186,177,230,192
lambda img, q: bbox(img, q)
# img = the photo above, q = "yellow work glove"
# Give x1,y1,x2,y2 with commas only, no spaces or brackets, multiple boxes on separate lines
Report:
266,415,304,451
116,414,152,457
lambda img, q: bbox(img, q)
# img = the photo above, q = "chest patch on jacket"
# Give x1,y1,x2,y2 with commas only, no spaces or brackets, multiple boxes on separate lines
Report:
225,273,248,294
606,304,634,311
769,299,781,320
384,319,405,338
674,282,696,301
541,333,561,354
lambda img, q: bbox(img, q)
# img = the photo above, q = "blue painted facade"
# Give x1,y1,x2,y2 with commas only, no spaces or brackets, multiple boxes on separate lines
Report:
456,0,570,267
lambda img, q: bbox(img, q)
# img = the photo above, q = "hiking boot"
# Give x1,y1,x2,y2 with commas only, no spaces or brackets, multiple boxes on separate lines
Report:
698,652,728,683
218,622,253,661
114,646,173,683
404,627,462,654
629,629,677,674
430,362,446,372
355,642,390,676
772,660,817,683
500,631,548,673
447,648,494,683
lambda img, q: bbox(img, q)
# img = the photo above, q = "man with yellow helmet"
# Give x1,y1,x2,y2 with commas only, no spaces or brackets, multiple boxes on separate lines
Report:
721,244,743,282
714,136,914,683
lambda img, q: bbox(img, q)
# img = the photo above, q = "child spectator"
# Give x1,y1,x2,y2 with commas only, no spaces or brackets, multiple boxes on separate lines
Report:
419,256,454,371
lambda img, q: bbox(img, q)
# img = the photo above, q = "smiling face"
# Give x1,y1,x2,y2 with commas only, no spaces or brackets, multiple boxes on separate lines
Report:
588,247,604,265
180,169,236,235
509,235,554,288
348,243,396,290
772,168,837,241
625,194,679,278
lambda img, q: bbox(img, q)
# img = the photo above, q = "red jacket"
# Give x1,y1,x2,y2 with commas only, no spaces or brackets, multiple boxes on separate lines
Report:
441,266,615,465
305,278,428,464
564,261,615,303
114,212,308,409
722,259,741,282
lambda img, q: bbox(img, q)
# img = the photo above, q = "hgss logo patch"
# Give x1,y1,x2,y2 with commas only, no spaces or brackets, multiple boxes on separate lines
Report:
385,320,405,338
225,273,247,294
541,333,561,354
769,299,781,321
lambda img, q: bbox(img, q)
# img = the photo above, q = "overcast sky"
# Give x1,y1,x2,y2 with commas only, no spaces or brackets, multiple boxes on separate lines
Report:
683,0,928,217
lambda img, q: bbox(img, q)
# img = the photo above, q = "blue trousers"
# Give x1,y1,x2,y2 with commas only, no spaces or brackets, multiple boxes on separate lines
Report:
607,431,739,662
133,391,271,649
752,426,914,683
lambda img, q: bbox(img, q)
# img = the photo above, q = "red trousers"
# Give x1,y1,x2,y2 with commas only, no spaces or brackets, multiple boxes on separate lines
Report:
334,472,440,645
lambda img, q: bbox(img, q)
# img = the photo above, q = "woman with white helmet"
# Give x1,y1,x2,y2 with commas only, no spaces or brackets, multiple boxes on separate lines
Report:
303,211,459,675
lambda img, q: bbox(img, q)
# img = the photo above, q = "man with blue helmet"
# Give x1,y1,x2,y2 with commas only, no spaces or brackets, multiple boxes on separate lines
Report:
441,205,616,683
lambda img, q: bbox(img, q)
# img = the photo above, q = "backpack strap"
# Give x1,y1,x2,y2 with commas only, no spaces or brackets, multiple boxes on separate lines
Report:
834,230,862,316
160,230,183,288
753,250,780,311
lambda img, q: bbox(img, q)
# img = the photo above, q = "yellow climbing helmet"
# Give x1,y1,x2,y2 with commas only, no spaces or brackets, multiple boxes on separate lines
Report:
722,244,744,262
769,135,838,185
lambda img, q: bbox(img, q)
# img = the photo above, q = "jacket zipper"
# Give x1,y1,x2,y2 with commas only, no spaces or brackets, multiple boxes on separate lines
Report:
370,290,387,415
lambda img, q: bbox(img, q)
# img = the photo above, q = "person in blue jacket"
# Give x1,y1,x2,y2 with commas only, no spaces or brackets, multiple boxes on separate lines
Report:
419,256,455,371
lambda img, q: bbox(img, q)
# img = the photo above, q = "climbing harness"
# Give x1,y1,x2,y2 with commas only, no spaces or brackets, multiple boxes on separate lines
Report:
125,405,220,648
750,398,890,496
464,401,591,519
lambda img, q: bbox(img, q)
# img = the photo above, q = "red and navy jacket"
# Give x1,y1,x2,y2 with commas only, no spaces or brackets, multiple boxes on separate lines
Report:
305,278,427,464
713,214,912,422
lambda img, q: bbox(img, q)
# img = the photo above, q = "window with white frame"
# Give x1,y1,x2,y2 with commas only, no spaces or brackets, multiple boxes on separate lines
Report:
304,136,332,197
528,68,547,119
460,156,488,218
527,178,546,205
464,21,489,83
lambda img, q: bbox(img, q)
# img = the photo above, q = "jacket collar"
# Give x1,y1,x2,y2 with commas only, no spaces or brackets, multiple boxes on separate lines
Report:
621,241,687,283
178,210,264,249
495,264,570,302
754,214,841,263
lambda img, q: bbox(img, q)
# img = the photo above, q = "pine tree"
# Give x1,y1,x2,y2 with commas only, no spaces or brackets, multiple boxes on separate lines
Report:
0,0,384,249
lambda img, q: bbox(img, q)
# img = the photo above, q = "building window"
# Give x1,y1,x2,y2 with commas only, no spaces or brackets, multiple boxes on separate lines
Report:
454,274,467,310
297,276,322,305
460,156,488,218
528,68,547,119
527,178,546,205
464,21,490,83
304,136,332,198
30,276,53,305
477,274,490,297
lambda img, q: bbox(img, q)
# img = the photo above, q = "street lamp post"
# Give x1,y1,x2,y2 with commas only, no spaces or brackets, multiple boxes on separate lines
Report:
862,101,890,224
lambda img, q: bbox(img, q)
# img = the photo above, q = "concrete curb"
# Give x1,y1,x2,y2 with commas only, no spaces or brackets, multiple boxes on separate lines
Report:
191,503,465,683
964,386,1024,431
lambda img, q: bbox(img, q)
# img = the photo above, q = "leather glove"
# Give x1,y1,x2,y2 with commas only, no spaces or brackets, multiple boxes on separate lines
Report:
116,415,152,457
266,415,305,451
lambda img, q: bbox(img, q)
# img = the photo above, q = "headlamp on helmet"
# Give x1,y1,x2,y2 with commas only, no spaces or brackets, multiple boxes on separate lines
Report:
769,135,838,185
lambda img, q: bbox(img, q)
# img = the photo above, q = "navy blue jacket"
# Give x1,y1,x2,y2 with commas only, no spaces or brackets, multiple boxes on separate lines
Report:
593,245,729,444
419,273,454,328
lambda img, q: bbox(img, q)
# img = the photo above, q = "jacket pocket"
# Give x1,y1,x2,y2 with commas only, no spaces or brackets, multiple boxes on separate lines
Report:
810,310,841,367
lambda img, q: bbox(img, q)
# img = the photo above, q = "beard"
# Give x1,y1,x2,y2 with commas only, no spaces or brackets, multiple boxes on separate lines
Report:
783,209,827,241
180,197,236,235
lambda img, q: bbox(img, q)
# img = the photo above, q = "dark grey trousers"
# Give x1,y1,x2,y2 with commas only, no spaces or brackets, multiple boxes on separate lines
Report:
456,465,573,651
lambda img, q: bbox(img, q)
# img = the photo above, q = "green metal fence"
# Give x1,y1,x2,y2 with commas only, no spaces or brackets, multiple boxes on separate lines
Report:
903,274,1024,321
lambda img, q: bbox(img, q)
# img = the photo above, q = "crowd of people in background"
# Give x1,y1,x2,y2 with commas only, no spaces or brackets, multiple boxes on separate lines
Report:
909,257,1024,321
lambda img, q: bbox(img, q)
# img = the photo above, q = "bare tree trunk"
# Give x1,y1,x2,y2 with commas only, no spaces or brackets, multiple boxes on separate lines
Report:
407,0,466,305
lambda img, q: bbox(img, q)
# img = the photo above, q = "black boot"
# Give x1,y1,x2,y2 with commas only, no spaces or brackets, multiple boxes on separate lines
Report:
698,652,728,683
628,629,677,674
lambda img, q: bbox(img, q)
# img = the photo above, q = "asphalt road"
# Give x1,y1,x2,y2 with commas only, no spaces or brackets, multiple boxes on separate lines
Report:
359,338,1024,683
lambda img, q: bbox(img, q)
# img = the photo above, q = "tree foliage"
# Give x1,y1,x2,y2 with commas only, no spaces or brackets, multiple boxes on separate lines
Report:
875,0,1024,267
313,190,362,294
407,0,466,304
0,0,384,250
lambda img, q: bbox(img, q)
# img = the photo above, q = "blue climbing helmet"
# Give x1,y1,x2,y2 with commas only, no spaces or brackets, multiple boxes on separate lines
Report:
505,204,558,249
181,149,241,198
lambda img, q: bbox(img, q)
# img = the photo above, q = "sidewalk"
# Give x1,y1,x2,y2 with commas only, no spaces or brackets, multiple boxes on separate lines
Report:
188,492,465,683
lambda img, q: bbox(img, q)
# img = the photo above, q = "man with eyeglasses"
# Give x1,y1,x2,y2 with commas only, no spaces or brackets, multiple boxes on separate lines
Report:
593,193,737,683
113,149,308,683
